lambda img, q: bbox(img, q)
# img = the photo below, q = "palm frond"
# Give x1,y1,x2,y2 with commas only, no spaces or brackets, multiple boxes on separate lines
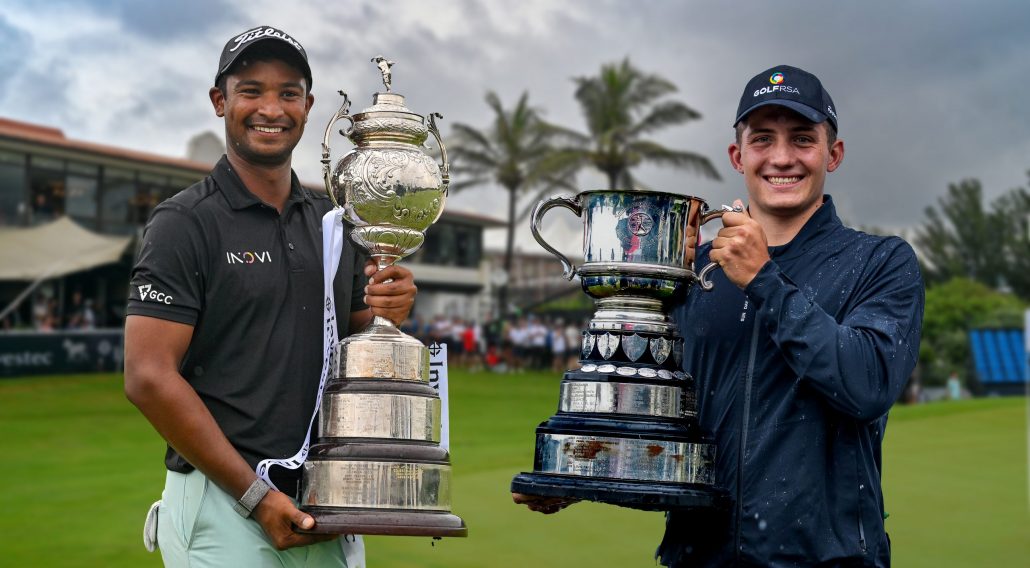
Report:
449,148,500,173
626,140,721,180
447,176,492,193
450,122,495,153
629,101,702,137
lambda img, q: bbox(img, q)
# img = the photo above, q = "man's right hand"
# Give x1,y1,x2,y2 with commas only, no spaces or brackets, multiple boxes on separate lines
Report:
252,490,338,550
512,492,579,515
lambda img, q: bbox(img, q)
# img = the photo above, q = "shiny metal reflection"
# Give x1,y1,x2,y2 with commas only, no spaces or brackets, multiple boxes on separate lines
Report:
536,433,715,484
302,460,452,510
559,381,682,418
321,393,441,441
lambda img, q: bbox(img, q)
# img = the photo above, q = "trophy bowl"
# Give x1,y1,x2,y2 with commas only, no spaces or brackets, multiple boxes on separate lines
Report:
299,58,465,537
511,189,732,512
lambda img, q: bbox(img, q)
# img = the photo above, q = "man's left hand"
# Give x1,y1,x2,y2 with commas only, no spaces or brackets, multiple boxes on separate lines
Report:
708,199,770,289
363,261,416,326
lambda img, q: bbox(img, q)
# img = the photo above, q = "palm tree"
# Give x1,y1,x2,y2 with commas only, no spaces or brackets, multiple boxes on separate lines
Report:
449,91,573,316
551,58,720,189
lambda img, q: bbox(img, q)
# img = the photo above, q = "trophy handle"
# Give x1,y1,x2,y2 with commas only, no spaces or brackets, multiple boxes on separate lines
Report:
426,112,450,194
531,194,582,280
695,204,742,291
321,91,355,208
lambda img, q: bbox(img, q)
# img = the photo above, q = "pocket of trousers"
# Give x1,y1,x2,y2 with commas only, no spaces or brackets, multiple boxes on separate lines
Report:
178,470,211,550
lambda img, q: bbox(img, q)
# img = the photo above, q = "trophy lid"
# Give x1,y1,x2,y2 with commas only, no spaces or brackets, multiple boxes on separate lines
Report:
349,57,429,146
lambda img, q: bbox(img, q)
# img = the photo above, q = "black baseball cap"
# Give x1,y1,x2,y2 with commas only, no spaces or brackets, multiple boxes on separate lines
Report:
734,65,837,132
215,26,312,88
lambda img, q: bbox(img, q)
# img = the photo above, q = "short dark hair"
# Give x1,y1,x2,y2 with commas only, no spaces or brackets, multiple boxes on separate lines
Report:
215,41,310,95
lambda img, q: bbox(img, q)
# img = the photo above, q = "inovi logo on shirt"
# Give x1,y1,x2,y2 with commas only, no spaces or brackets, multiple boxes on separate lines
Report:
138,283,173,304
226,251,272,265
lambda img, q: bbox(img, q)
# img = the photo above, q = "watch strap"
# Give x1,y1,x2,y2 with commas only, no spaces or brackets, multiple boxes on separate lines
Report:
233,477,271,518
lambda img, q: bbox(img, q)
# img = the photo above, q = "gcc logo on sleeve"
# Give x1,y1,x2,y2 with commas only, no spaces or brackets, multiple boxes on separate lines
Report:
138,283,173,304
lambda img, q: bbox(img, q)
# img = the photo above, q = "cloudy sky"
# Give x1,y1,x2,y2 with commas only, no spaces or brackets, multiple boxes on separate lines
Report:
2,0,1028,250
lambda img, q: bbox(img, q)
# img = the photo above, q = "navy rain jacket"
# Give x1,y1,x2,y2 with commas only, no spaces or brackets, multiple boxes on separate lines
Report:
659,196,924,567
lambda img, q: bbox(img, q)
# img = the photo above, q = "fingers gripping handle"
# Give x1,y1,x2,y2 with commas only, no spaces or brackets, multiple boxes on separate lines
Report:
696,204,743,291
531,195,582,280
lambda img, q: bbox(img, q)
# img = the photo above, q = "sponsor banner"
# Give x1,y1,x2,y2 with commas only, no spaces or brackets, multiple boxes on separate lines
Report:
427,342,450,451
0,330,124,377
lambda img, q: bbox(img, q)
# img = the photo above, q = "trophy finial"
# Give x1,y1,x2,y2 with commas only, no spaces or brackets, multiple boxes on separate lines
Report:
371,55,395,92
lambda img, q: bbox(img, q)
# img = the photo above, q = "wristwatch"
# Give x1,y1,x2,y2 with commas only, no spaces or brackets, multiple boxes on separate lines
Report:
234,477,271,518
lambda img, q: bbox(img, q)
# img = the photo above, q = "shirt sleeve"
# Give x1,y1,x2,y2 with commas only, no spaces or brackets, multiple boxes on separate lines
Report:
744,238,924,422
125,204,207,325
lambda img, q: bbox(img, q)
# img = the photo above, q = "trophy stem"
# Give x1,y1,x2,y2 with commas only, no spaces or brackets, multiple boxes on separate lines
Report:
371,314,395,328
374,255,399,271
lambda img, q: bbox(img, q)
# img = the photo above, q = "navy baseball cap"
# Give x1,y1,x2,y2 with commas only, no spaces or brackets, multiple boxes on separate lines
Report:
734,65,837,132
215,26,312,88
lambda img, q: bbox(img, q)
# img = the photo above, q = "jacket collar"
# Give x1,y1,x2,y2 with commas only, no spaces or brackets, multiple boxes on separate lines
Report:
767,195,841,261
212,155,312,211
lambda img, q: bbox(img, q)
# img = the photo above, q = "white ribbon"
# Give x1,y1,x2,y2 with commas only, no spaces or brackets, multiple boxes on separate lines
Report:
254,207,364,563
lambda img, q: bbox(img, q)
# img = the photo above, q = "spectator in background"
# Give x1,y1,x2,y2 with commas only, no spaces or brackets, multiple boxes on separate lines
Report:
528,316,548,370
66,292,99,330
461,321,479,370
450,317,466,366
509,317,528,373
947,371,962,401
430,314,451,349
32,293,50,330
550,319,567,373
564,319,582,369
81,299,96,330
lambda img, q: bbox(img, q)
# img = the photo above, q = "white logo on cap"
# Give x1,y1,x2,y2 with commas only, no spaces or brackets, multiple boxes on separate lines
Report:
230,27,303,53
754,85,800,97
826,106,837,120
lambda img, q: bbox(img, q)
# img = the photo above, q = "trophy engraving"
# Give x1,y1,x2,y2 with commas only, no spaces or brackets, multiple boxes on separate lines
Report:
301,58,466,537
511,189,733,513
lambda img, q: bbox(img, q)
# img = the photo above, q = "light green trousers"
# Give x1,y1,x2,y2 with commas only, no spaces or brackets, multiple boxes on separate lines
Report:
155,469,348,568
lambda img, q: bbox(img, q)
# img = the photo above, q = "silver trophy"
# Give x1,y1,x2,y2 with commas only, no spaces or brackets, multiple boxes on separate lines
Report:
511,189,732,511
299,58,466,537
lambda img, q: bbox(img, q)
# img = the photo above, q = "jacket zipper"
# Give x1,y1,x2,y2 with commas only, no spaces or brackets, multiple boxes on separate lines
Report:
857,423,868,553
734,316,762,563
859,513,867,553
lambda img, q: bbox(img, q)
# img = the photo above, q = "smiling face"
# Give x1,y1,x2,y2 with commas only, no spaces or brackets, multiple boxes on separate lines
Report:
209,58,313,168
728,105,844,221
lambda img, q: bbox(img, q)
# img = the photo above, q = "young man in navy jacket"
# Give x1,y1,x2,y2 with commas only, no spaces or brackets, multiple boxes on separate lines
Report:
658,66,924,567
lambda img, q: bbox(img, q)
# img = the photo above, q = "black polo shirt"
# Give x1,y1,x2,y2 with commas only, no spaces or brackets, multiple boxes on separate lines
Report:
127,155,367,496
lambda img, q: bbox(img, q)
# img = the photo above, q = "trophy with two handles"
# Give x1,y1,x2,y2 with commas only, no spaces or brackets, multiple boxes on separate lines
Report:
299,57,466,537
511,190,733,514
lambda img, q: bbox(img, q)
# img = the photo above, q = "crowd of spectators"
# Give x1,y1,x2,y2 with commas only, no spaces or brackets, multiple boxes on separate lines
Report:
402,313,588,373
30,290,99,331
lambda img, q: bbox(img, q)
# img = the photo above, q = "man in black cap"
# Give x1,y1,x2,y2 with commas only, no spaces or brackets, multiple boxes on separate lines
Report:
124,25,415,567
654,65,924,566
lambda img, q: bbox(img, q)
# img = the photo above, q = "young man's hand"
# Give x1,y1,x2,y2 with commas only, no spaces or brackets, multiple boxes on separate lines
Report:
708,199,770,289
512,492,579,515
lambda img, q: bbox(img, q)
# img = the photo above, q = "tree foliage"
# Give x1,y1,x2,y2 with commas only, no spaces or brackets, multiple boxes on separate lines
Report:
448,91,573,315
919,277,1027,386
548,58,720,190
915,174,1030,299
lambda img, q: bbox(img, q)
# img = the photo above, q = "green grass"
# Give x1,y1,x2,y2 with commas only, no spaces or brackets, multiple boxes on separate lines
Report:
0,372,1026,566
